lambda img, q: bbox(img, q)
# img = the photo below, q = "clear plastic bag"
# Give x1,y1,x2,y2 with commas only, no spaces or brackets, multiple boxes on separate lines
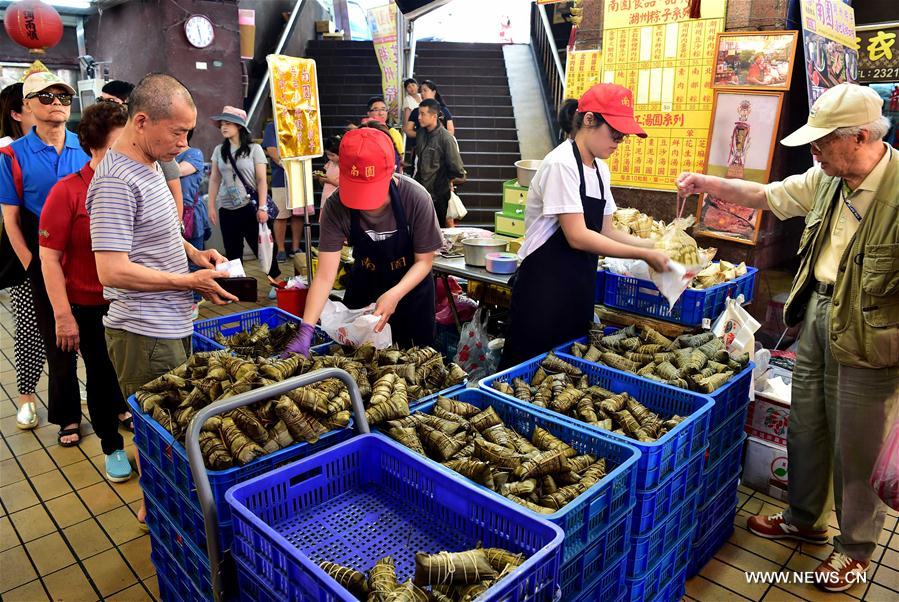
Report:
319,300,393,348
870,420,899,511
453,307,489,381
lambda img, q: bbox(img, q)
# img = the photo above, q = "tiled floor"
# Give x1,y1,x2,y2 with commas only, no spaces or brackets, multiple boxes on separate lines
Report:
1,259,897,600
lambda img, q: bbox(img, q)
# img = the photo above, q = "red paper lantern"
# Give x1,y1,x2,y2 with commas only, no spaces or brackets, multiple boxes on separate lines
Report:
4,0,64,54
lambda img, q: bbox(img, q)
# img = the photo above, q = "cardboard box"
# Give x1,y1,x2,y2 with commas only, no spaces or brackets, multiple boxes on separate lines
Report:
746,393,790,446
315,20,335,33
743,436,789,502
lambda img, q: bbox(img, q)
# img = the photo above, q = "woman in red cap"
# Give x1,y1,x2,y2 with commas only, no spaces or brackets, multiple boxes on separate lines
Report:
500,84,670,369
284,125,444,356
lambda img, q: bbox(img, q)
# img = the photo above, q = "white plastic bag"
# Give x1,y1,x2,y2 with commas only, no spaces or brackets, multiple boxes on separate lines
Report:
319,300,393,348
712,296,761,359
258,223,274,274
453,307,489,381
447,191,468,221
604,258,693,310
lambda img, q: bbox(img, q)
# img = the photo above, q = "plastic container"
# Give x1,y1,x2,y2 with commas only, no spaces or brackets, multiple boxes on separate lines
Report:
694,475,740,545
625,530,692,602
707,403,750,466
153,548,208,602
145,488,212,596
566,550,628,601
193,307,330,353
555,337,754,428
688,492,739,578
632,448,704,536
192,332,225,353
480,353,714,490
403,388,639,564
598,266,758,327
226,434,565,601
127,394,354,535
627,493,697,578
698,434,746,506
275,286,308,317
594,268,606,304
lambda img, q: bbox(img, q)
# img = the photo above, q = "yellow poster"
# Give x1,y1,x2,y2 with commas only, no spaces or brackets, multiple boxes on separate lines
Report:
799,0,856,49
601,0,727,191
565,49,603,99
267,55,322,209
366,3,400,123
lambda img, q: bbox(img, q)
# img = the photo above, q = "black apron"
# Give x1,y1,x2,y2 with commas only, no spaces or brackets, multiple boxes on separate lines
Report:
342,180,436,348
499,141,607,369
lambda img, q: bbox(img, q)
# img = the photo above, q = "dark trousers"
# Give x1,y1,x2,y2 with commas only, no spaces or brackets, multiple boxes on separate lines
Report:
28,260,80,427
218,204,280,278
72,305,125,455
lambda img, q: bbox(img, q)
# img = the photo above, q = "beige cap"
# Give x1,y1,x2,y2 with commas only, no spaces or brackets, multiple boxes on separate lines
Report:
22,72,76,98
780,83,884,147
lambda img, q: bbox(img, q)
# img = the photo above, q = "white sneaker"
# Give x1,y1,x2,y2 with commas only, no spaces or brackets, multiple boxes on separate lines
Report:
16,402,38,429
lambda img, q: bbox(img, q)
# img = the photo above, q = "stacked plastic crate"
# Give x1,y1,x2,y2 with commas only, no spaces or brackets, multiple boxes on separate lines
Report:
480,354,714,601
687,365,754,576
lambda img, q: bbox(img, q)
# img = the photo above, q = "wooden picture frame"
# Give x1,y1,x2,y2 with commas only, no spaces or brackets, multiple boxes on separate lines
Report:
712,31,799,91
695,90,784,245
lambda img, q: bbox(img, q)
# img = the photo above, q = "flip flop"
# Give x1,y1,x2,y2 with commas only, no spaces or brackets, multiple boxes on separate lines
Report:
57,426,81,447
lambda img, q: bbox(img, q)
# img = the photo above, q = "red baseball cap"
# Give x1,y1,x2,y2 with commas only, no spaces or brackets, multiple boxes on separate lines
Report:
338,128,395,210
577,83,647,138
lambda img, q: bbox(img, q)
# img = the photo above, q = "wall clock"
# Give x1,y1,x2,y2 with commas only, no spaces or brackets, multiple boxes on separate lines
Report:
185,14,214,49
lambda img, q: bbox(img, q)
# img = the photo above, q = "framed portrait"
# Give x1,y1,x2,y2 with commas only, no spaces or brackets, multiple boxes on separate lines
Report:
712,31,799,91
695,91,784,245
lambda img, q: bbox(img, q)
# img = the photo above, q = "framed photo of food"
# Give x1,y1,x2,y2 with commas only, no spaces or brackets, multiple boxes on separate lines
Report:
695,90,784,245
712,31,798,91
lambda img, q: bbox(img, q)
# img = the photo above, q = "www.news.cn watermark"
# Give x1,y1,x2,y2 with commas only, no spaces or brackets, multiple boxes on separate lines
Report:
745,571,868,585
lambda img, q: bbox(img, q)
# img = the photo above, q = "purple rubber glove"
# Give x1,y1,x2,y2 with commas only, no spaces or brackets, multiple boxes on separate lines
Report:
282,322,315,358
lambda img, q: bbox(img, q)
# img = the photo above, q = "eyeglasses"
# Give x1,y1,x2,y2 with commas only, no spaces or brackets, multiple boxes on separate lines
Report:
605,123,627,143
810,134,838,153
26,92,74,106
368,108,388,113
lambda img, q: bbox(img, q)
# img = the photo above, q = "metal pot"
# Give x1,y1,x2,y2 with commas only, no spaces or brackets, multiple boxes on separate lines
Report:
514,159,542,187
462,238,508,267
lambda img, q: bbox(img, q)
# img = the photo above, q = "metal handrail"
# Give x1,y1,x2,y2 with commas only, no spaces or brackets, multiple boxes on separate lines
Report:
185,368,371,602
530,2,566,142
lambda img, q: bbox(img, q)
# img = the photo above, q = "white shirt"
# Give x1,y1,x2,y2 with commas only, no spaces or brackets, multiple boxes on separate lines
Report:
519,140,616,259
404,95,420,111
0,136,13,148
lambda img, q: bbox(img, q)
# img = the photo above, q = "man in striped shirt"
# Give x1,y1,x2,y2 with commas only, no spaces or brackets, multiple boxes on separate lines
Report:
87,74,237,525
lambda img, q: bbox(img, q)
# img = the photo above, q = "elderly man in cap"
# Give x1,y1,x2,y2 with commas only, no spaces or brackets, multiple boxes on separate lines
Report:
677,83,898,592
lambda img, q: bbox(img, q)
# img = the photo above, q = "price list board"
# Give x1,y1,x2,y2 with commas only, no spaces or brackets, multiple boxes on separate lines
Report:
565,49,604,99
601,0,727,190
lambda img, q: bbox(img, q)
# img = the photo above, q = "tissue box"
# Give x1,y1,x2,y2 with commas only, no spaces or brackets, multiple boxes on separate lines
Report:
743,437,788,502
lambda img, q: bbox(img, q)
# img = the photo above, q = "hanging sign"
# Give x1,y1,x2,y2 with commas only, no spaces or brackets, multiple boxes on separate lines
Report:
798,0,859,106
366,2,400,124
856,23,898,83
564,48,603,99
600,0,728,191
267,55,322,209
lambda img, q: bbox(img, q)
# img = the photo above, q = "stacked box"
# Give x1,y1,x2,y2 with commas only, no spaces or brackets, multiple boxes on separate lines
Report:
495,179,527,236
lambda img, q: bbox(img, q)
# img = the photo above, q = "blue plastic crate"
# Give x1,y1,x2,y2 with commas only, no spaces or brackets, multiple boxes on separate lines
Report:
145,488,212,596
194,307,330,353
435,321,461,360
559,508,630,598
127,394,354,536
628,492,697,578
226,434,565,602
153,548,208,602
479,353,714,490
555,337,754,429
688,495,738,578
632,448,704,536
594,268,606,303
192,331,224,353
598,265,758,327
569,552,627,602
707,404,750,466
625,530,692,602
699,434,746,506
402,388,639,564
235,557,293,602
694,475,740,545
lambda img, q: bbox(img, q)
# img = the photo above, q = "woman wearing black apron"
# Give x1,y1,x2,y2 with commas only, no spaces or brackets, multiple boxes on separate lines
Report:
500,84,671,369
285,127,443,356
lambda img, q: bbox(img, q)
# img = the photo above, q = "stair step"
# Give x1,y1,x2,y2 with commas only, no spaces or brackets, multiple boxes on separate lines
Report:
454,151,522,164
409,74,510,87
457,139,520,153
449,116,517,129
463,165,519,179
441,94,513,106
454,127,518,141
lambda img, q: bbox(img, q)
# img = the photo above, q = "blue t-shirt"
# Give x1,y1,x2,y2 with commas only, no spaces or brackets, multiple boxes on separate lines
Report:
0,127,89,217
262,122,285,188
176,147,204,208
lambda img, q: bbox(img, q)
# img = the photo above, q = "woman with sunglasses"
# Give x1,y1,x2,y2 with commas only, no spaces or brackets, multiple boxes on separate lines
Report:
499,84,671,369
0,73,90,443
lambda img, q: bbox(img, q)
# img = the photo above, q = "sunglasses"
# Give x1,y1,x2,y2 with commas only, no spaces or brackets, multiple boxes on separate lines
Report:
27,91,74,106
605,123,627,143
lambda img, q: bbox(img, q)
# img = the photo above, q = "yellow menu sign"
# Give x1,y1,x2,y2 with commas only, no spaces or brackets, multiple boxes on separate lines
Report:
601,0,727,190
565,49,603,99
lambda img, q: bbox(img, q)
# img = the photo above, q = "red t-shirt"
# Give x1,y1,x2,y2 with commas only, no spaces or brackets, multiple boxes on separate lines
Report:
38,163,107,306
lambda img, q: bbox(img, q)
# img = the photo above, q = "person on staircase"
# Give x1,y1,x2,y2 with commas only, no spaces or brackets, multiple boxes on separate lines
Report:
499,84,670,369
283,127,443,356
413,99,467,228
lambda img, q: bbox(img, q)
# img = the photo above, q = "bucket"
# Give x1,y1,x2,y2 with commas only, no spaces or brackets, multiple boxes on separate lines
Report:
275,287,308,317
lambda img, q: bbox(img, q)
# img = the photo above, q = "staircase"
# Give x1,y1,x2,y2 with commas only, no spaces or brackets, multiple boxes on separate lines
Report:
413,42,520,228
